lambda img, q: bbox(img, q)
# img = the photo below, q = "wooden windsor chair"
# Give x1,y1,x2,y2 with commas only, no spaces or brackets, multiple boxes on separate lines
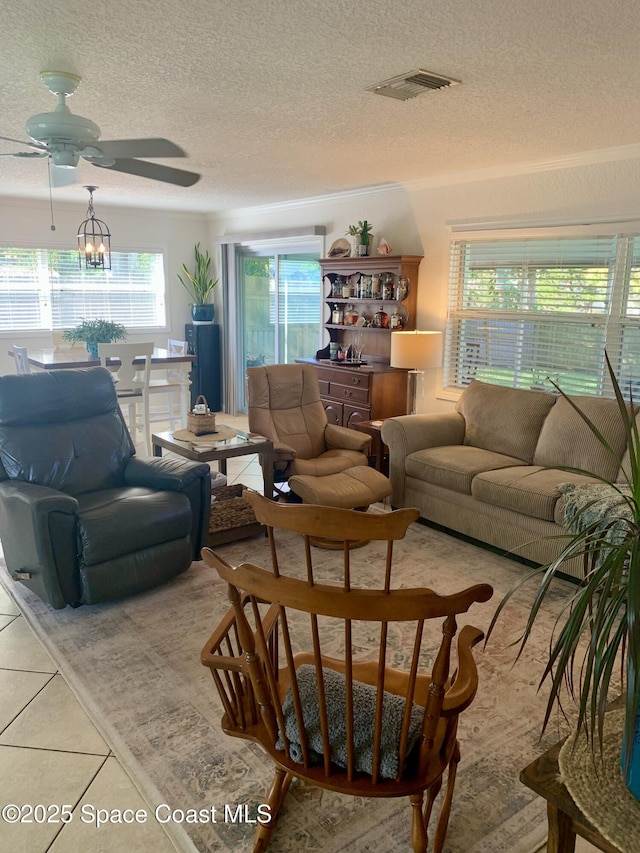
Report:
201,491,493,853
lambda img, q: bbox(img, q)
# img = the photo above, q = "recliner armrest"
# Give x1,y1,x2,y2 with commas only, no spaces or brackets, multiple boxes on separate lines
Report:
272,440,297,461
124,456,210,491
0,481,79,609
324,423,371,453
124,457,211,560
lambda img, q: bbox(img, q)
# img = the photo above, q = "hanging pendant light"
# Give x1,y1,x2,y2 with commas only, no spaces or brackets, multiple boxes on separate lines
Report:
77,185,111,270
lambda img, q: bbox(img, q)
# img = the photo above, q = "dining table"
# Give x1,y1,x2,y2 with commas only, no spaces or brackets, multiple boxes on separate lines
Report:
9,346,196,426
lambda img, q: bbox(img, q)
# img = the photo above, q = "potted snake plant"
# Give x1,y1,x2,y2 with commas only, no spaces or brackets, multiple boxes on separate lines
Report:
178,243,218,323
487,352,640,798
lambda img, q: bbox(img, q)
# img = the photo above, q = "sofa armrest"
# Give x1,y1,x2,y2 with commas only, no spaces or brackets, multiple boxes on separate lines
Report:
0,481,79,609
381,412,465,507
324,423,371,453
124,457,211,560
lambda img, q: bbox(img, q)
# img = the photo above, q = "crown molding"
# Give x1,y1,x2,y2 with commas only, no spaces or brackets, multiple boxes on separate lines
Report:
400,143,640,192
206,182,405,219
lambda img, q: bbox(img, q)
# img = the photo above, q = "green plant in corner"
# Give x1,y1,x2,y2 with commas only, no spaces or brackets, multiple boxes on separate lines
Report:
178,243,218,305
487,352,640,795
62,319,127,347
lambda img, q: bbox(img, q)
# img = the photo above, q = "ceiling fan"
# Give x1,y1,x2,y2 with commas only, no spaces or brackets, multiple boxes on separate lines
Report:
0,71,200,187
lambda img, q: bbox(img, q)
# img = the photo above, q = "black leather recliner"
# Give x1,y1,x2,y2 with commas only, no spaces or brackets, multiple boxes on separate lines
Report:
0,367,211,609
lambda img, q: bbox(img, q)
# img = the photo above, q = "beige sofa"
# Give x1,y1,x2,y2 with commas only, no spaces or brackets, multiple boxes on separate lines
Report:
381,380,631,578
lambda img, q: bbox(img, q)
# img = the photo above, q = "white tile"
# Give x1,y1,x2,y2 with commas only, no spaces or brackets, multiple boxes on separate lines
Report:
0,583,20,616
229,473,265,494
0,669,53,732
0,617,56,673
0,673,109,755
0,614,17,631
0,745,105,853
50,756,177,853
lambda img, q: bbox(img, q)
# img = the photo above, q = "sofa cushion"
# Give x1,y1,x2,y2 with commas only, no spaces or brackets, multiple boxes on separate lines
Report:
456,380,556,463
405,445,526,495
472,466,601,522
533,395,630,481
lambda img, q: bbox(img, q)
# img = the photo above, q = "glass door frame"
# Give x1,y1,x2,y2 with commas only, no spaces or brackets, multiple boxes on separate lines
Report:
222,235,325,414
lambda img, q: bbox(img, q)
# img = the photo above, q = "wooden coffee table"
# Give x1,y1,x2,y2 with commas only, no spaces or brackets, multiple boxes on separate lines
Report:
151,428,274,499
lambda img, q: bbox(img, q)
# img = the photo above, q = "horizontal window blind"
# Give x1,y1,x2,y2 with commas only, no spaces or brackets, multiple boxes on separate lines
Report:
445,233,640,398
0,248,165,332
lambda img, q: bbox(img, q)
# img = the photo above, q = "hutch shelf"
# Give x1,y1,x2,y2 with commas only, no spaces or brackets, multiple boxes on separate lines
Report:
302,254,423,427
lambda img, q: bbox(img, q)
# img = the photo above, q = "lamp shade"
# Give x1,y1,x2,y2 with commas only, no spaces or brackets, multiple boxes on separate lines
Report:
390,330,442,370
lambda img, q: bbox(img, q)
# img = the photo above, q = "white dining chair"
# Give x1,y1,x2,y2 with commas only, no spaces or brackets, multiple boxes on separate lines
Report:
12,345,31,375
98,342,153,455
147,338,188,431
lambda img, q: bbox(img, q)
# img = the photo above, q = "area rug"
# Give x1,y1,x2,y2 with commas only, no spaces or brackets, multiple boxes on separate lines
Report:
0,518,578,853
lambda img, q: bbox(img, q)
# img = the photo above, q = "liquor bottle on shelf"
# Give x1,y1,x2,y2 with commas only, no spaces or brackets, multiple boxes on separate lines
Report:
396,275,409,300
382,273,395,300
344,304,359,326
331,303,343,324
374,305,389,328
390,307,403,329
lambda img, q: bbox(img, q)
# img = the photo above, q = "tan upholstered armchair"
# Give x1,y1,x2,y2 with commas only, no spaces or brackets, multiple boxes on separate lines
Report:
247,364,371,487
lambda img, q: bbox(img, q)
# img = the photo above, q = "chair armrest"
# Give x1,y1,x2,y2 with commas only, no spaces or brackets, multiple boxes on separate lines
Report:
0,481,79,609
381,412,465,507
272,441,297,461
124,456,210,490
324,423,371,453
124,457,211,560
442,625,484,715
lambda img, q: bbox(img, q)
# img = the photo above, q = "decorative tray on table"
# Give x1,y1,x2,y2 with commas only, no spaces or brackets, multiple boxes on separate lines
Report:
319,359,367,366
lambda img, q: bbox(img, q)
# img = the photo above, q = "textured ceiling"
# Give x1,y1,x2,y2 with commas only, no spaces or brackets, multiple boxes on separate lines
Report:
1,0,639,213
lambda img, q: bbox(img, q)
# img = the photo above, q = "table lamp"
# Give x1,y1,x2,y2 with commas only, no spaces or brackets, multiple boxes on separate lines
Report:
390,330,442,415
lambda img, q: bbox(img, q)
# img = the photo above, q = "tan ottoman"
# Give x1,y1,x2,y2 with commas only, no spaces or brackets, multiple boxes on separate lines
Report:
289,466,392,509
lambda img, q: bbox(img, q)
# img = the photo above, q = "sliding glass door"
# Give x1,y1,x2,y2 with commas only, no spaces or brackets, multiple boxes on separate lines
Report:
234,244,323,410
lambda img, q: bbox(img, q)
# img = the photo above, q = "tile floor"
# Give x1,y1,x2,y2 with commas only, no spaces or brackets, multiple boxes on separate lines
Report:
0,413,600,852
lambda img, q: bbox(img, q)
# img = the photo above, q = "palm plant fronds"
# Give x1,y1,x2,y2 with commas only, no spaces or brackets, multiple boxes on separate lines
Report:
487,352,640,782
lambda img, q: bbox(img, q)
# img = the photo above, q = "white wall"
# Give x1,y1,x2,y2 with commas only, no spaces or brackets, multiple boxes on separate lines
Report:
208,155,640,412
3,154,640,409
0,196,209,375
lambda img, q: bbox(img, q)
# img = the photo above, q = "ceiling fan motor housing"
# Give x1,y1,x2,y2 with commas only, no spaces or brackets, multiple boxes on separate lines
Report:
25,106,100,167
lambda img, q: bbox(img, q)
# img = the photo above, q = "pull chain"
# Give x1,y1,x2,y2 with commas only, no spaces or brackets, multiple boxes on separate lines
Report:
47,158,56,231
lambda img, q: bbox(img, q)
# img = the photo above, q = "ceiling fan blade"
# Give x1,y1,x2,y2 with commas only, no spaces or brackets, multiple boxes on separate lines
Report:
93,138,187,159
0,134,47,151
0,150,47,159
92,158,200,187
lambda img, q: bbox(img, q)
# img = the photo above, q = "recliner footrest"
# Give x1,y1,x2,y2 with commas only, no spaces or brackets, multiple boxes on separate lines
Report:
289,466,392,508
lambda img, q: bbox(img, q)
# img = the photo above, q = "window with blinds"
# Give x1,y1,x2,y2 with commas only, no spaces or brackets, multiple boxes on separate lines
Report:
445,232,640,398
0,247,165,331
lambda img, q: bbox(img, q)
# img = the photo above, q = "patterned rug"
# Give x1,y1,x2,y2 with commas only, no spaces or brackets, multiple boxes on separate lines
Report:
0,518,576,853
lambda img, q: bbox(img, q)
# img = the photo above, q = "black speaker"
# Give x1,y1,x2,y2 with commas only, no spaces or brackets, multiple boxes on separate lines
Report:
185,323,222,411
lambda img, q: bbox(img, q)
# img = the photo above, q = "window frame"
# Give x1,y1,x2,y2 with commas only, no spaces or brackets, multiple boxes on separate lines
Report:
444,222,640,400
0,242,169,336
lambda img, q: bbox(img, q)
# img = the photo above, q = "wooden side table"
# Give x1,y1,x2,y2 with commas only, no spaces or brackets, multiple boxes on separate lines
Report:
520,739,621,853
352,419,389,476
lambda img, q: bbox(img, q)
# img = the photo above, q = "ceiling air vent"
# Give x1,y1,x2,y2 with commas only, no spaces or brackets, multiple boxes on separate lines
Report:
367,69,460,101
